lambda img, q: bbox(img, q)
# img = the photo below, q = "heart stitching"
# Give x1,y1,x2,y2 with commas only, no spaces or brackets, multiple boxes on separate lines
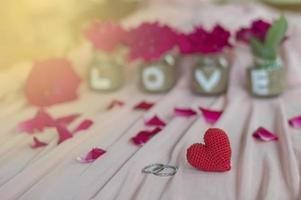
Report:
186,128,231,172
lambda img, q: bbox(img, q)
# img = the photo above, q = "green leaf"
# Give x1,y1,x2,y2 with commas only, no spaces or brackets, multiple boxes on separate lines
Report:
250,37,265,58
264,15,288,51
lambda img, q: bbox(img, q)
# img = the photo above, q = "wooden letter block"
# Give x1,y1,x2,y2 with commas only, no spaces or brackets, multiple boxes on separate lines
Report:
192,65,229,95
248,67,285,97
140,55,178,93
89,55,123,92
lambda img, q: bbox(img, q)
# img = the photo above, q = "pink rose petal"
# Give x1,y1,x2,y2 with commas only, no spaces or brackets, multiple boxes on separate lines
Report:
136,127,162,138
131,127,162,146
134,101,154,111
145,115,166,127
131,134,150,146
56,114,81,126
288,115,301,128
73,119,93,134
30,137,48,148
77,148,106,163
17,109,55,134
150,127,162,135
199,107,223,125
56,124,73,144
107,100,125,110
253,127,278,142
174,107,197,117
17,109,82,134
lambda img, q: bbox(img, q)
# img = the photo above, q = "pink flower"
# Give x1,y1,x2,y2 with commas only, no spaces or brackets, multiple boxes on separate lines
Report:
178,25,231,55
236,19,271,43
124,22,178,62
25,59,81,107
84,21,126,52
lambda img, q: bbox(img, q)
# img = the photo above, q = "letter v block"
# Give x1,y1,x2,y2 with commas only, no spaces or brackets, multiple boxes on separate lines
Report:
192,66,229,95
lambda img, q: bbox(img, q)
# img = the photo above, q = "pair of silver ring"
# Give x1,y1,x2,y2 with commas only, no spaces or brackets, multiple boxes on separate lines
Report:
142,163,178,177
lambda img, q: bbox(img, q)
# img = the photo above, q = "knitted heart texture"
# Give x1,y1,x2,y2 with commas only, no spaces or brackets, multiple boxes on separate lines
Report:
186,128,231,172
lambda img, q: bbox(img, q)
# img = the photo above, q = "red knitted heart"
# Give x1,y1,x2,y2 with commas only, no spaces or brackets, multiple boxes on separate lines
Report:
186,128,231,172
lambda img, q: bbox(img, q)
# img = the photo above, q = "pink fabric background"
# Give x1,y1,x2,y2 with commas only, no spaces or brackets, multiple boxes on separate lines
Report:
1,2,301,200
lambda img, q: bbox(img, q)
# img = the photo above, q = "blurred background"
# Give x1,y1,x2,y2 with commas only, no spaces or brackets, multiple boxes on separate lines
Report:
0,0,301,70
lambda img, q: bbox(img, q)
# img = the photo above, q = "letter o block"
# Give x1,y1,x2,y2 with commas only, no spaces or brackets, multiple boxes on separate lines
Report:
140,62,177,93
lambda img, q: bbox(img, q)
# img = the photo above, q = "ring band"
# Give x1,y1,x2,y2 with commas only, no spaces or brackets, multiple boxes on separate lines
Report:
142,163,164,174
154,165,178,177
142,164,178,177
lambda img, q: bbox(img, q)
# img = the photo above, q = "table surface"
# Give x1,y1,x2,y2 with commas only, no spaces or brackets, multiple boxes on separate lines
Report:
1,2,301,200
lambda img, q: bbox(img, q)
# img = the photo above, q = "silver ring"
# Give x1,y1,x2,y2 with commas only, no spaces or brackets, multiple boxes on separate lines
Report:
142,164,178,177
142,164,164,174
154,165,178,177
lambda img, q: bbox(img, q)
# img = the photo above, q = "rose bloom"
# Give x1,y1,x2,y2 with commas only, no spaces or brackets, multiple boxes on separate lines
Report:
25,59,81,107
124,22,178,62
84,22,126,52
236,19,271,43
178,25,232,55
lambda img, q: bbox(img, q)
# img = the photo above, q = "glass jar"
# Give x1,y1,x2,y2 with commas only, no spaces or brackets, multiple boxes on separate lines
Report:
192,54,229,95
88,51,124,91
248,56,286,97
140,54,178,93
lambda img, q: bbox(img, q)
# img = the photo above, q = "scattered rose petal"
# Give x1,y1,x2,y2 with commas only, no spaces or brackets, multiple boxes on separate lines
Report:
199,107,223,125
17,109,82,135
19,109,86,148
56,114,81,126
56,124,73,144
107,100,124,110
131,127,162,146
150,127,162,135
134,101,154,111
253,127,278,142
131,134,150,146
73,119,93,134
77,148,106,163
145,115,166,127
174,108,197,117
288,115,301,128
25,59,81,107
17,109,55,134
30,137,48,149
